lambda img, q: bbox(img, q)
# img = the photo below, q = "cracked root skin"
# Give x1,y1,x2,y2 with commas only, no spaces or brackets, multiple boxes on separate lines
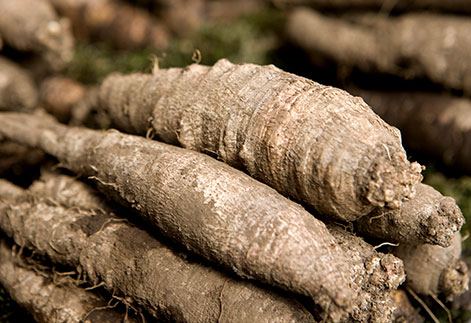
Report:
0,239,133,323
0,0,74,71
0,57,38,111
355,183,464,247
0,112,355,319
98,59,422,221
0,180,314,323
394,233,469,300
326,224,405,322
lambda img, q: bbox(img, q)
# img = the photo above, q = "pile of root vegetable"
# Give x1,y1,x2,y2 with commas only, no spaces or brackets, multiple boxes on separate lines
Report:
0,0,470,322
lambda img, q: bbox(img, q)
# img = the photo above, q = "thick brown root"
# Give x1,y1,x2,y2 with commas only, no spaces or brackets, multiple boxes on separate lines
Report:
394,233,469,301
350,88,471,174
355,183,464,247
0,179,315,323
98,59,422,220
0,112,356,319
0,238,137,323
326,223,406,322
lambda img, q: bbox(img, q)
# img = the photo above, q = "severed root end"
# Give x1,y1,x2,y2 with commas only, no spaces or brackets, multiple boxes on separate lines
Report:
441,259,470,301
365,147,423,209
378,253,406,290
424,196,465,247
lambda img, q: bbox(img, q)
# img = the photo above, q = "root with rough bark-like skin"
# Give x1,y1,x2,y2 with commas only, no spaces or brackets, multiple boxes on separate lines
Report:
0,239,138,323
394,233,469,301
0,179,315,323
98,59,422,221
355,183,464,247
0,112,356,320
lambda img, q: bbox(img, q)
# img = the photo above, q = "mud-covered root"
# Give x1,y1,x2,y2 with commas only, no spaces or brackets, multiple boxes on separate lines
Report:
350,88,471,174
0,112,356,319
0,56,38,111
286,8,471,92
0,179,315,323
0,0,74,71
98,58,422,221
394,233,469,301
355,183,464,247
49,0,169,50
28,171,111,212
0,238,138,323
325,223,405,322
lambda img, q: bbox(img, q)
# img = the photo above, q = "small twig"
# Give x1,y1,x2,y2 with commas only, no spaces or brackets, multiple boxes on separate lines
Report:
430,293,452,323
461,231,469,242
85,281,106,291
406,286,440,323
217,280,228,323
192,49,202,64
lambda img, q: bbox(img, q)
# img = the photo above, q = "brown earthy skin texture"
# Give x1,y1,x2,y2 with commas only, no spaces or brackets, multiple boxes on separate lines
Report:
31,173,409,322
326,223,405,322
351,88,471,174
286,8,471,93
98,59,422,221
0,112,355,320
29,172,112,212
0,0,74,71
0,57,38,111
49,0,168,50
0,179,315,323
0,239,136,323
355,183,464,247
394,233,469,301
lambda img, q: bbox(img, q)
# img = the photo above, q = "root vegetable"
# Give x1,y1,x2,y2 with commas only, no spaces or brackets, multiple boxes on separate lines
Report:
0,0,74,71
0,179,315,323
29,172,111,212
326,223,406,322
0,112,356,319
394,233,469,300
350,88,471,174
49,0,168,50
98,58,422,220
286,8,471,92
0,57,38,111
0,238,137,323
355,183,464,247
